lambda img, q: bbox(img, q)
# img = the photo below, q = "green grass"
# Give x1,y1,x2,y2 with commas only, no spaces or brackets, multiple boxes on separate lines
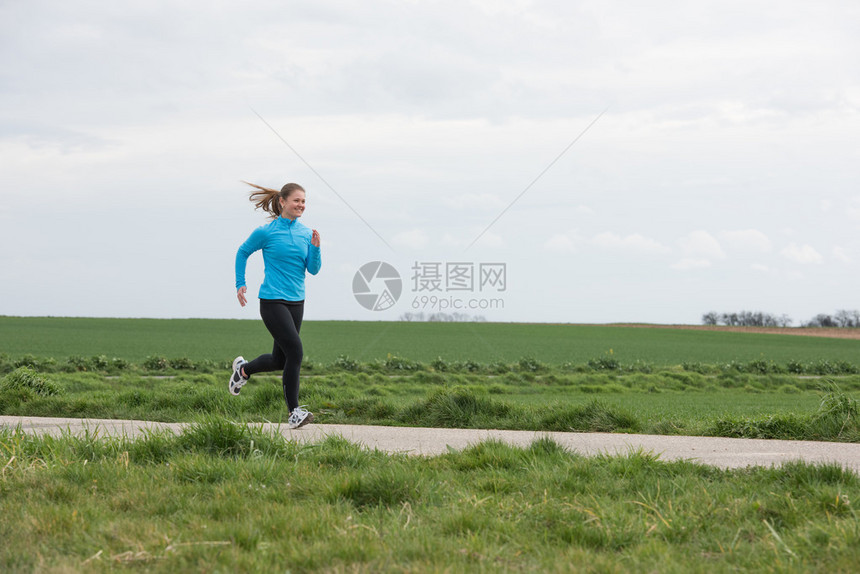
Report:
3,317,860,571
2,314,860,441
2,316,859,365
3,366,860,442
1,423,858,572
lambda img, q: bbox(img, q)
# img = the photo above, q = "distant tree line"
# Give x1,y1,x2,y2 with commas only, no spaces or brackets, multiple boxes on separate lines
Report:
399,312,487,322
802,310,860,328
701,311,793,327
702,310,860,328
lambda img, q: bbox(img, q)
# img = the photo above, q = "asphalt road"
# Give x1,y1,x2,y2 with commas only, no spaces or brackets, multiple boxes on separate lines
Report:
3,415,860,473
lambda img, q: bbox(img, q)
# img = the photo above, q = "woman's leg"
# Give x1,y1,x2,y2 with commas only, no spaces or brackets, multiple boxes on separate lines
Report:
242,339,285,376
281,303,304,409
243,300,304,411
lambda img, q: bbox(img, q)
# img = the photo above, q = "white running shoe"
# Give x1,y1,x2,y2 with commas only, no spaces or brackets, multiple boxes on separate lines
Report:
228,356,248,396
288,406,314,429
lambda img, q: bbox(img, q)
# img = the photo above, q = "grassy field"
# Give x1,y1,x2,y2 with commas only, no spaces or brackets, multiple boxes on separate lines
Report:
2,421,859,572
2,316,859,365
3,317,860,571
2,316,860,441
4,367,860,442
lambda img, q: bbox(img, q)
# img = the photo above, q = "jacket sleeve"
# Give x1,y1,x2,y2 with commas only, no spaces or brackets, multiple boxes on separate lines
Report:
306,244,322,275
235,227,266,289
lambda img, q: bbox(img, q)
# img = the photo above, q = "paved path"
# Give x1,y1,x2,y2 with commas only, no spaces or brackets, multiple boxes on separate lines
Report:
3,415,860,473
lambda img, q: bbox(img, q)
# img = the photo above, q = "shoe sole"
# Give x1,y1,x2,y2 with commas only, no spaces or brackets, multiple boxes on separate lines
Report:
290,412,314,430
228,372,245,395
229,356,246,396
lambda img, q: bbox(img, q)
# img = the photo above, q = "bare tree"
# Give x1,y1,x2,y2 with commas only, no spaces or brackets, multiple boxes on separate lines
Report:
705,310,791,327
805,314,837,328
835,309,860,328
721,312,739,326
401,312,486,322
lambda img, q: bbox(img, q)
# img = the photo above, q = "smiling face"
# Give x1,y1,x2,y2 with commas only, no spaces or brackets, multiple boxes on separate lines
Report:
279,189,306,220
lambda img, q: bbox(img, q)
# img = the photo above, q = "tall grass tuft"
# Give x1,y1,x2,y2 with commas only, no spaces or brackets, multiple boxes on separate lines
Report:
707,414,807,440
708,381,860,441
125,428,180,464
1,366,62,397
329,463,424,508
809,381,859,440
775,460,859,489
307,435,378,469
539,399,640,433
527,436,570,458
397,387,511,427
177,417,282,458
453,439,525,470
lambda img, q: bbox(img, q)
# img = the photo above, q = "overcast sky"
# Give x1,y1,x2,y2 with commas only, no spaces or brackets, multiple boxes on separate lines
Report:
2,0,858,324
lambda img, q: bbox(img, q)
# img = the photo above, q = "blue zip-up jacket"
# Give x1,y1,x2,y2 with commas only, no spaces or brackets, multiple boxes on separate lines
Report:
235,217,322,302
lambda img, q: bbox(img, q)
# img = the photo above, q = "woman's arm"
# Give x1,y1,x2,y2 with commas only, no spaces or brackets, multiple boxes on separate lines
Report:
235,227,266,305
307,229,322,275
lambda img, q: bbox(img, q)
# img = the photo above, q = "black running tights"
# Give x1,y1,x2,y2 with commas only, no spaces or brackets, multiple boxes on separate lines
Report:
243,300,304,412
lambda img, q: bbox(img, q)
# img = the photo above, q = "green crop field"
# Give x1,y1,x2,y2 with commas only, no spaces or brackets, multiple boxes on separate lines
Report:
3,316,860,572
2,316,859,366
2,315,860,442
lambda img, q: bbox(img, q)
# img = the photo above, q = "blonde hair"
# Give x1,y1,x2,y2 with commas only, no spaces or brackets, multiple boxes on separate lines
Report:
243,181,305,219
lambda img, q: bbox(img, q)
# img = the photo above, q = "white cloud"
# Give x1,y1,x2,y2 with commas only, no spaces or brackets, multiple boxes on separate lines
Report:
434,230,503,249
473,230,504,248
719,229,772,253
781,243,823,264
590,232,669,254
545,234,577,253
440,233,462,247
442,193,505,210
678,230,725,259
751,263,772,272
392,229,429,249
671,258,711,270
833,246,853,263
848,197,860,221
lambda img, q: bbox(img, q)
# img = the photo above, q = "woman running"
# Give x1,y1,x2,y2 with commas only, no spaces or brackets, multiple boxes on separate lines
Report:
230,181,322,429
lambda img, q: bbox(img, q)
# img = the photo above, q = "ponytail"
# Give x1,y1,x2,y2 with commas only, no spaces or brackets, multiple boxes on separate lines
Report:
243,181,305,219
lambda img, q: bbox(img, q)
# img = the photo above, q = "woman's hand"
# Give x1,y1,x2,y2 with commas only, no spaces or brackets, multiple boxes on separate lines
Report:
237,286,247,307
311,229,321,247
